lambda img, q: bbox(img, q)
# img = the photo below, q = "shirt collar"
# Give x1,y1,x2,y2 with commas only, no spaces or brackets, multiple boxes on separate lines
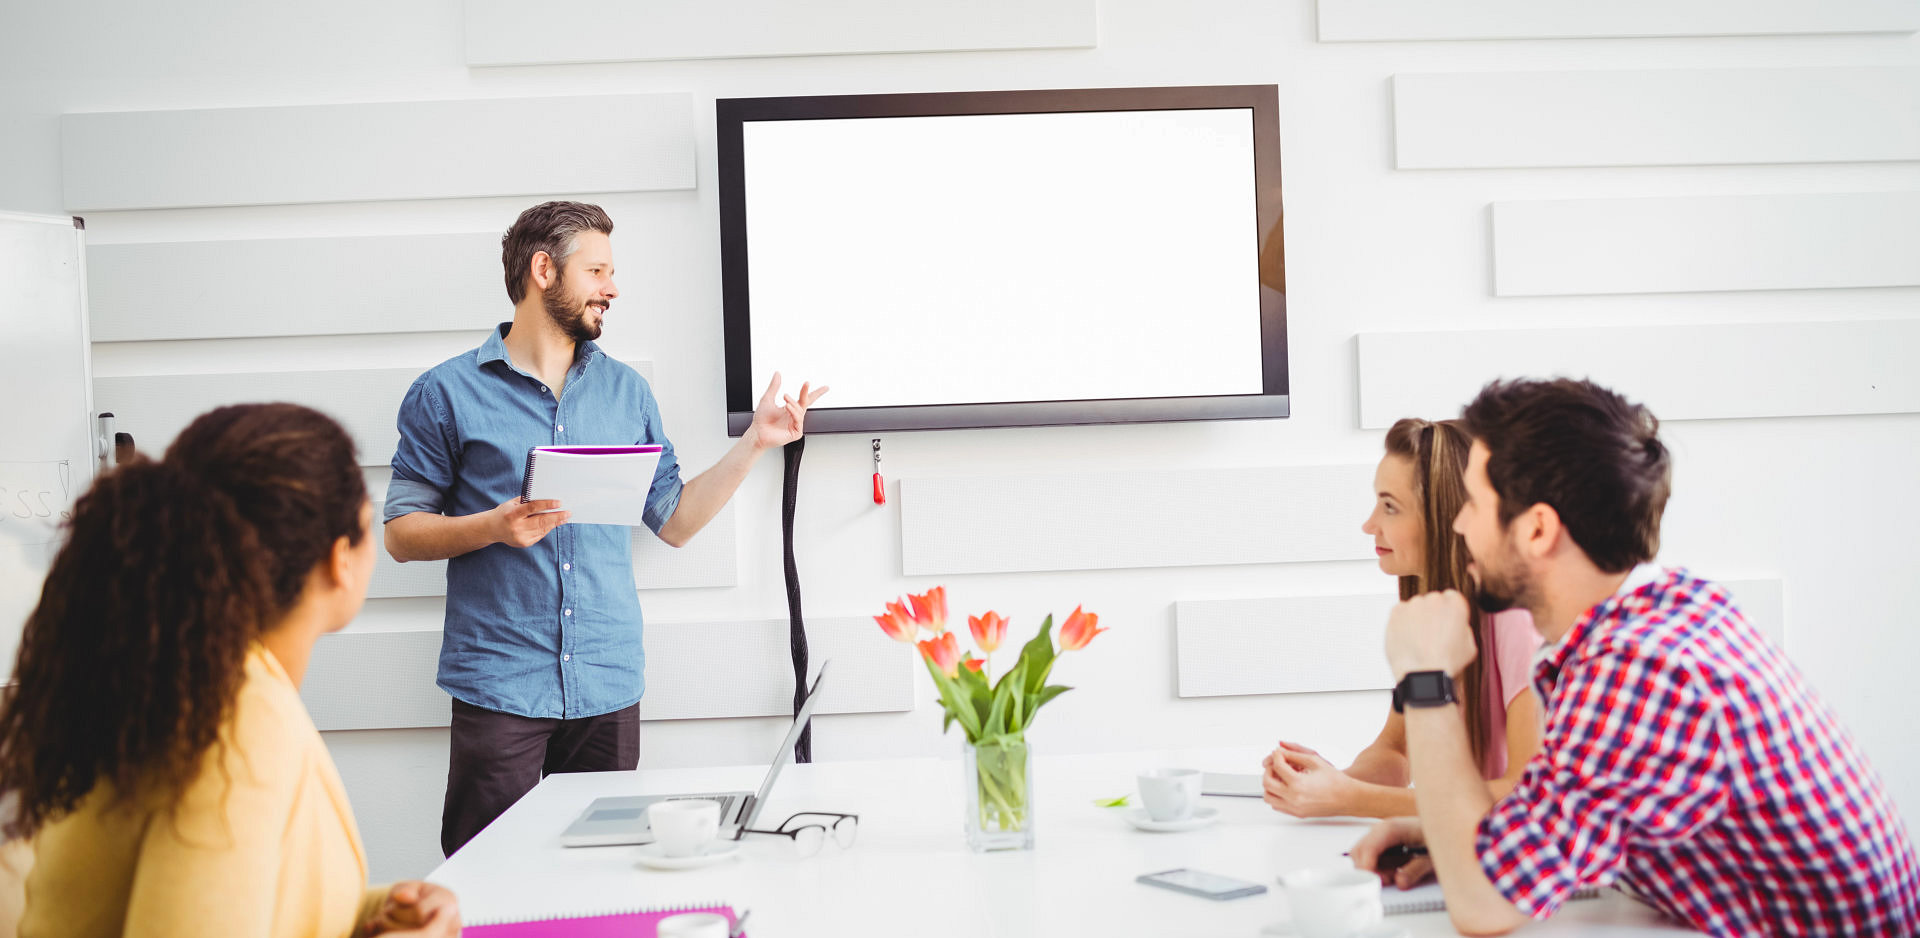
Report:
475,321,603,371
250,642,296,691
1532,563,1664,697
476,321,512,366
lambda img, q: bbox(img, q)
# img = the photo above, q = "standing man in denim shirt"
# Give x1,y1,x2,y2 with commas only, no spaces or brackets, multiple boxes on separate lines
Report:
384,201,827,856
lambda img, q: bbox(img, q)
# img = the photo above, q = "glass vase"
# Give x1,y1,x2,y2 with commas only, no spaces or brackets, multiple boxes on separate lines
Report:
963,736,1034,852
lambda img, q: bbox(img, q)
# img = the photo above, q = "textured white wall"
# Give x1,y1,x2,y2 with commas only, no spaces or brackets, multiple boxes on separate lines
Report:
4,0,1918,884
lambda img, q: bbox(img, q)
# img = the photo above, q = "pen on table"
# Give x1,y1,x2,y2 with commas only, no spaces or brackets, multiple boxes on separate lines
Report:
1344,843,1429,871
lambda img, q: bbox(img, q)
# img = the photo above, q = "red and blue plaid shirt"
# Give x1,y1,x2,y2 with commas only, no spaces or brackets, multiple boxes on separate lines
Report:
1476,567,1919,935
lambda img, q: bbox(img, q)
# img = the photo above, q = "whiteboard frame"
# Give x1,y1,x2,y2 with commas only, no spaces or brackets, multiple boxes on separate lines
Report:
715,85,1291,435
0,210,96,682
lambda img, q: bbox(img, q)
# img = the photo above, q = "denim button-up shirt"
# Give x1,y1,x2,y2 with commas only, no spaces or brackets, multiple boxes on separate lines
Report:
385,323,683,719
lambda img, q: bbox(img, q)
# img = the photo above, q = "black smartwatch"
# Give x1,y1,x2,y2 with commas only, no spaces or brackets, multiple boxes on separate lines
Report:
1392,670,1458,713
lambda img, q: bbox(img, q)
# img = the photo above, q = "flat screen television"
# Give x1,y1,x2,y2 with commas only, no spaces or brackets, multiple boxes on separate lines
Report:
716,84,1287,435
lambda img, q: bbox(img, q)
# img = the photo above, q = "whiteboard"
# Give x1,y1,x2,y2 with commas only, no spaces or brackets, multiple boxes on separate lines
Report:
742,108,1266,409
0,211,94,678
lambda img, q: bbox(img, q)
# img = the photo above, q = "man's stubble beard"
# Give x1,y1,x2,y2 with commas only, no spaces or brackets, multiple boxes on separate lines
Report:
1470,537,1535,617
543,279,603,343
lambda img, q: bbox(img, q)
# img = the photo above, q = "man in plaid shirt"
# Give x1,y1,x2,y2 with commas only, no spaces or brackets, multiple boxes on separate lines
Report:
1352,378,1920,936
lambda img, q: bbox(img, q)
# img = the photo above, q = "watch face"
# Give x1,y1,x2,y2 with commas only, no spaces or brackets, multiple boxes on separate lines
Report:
1408,672,1446,698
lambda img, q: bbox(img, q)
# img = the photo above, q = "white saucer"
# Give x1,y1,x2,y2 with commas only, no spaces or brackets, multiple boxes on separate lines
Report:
1124,805,1219,832
635,840,742,870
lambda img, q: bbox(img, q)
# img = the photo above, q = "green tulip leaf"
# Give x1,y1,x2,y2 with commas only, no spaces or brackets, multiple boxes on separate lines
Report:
1017,615,1058,701
1021,684,1073,732
986,657,1026,737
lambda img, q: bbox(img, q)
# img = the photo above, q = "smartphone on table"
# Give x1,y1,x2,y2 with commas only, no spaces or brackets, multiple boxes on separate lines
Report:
1136,867,1269,900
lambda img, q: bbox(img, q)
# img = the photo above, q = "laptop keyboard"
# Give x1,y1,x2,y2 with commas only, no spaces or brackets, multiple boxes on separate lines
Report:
665,794,740,818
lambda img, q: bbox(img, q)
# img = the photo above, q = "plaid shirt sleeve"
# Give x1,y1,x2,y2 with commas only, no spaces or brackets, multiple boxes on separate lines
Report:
1476,640,1730,918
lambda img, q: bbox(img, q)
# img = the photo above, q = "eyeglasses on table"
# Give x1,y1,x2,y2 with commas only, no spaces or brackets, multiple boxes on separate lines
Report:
737,812,859,857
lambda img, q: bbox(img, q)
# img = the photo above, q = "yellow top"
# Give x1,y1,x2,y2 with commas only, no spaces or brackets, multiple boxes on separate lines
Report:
21,646,387,938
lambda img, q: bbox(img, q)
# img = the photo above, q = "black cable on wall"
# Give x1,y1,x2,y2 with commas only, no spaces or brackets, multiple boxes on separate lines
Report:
781,437,812,763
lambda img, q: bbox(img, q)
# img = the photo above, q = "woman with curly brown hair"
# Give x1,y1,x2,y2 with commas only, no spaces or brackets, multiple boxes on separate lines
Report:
2,403,459,938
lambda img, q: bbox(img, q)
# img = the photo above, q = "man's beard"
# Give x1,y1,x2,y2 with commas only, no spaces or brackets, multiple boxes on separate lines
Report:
544,280,604,343
1470,539,1535,616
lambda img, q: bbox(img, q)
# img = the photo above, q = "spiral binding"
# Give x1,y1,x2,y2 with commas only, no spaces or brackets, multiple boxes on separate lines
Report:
519,446,540,502
467,899,731,926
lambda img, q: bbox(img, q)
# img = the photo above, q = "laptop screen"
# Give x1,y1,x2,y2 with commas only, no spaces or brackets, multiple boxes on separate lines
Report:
739,661,829,830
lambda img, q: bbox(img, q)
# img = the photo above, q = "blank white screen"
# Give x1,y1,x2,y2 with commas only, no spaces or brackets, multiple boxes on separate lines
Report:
743,108,1265,409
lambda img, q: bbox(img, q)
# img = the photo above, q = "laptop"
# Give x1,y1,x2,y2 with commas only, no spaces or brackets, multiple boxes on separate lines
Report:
559,661,829,847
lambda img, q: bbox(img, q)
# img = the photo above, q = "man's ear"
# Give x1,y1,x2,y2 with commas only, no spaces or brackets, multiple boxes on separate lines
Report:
1519,502,1563,562
529,250,556,292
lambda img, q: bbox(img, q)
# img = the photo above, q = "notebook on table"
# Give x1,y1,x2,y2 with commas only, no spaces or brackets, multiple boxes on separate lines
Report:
519,445,664,527
1202,772,1263,798
1383,881,1603,915
465,902,742,937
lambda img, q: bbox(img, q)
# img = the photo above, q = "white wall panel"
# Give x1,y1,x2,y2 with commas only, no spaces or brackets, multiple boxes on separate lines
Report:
302,618,911,731
634,503,739,591
303,630,453,731
89,234,504,341
96,367,422,468
1722,578,1785,648
641,617,914,721
1356,320,1920,429
62,94,694,210
463,0,1096,66
1394,68,1920,169
94,360,652,468
1176,593,1397,698
1175,578,1785,698
370,502,737,600
1494,192,1920,297
901,465,1376,576
370,513,454,599
1321,0,1920,42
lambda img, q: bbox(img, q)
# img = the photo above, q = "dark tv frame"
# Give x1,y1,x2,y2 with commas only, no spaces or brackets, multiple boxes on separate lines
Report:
716,84,1288,436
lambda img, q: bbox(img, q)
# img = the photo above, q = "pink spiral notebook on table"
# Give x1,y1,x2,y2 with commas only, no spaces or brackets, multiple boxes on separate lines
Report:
464,902,742,937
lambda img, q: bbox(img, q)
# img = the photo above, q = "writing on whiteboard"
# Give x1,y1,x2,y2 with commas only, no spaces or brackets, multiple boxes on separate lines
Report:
1,460,74,657
0,460,72,532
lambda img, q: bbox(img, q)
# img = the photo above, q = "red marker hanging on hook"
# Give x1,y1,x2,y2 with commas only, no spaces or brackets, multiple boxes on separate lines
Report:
871,438,886,505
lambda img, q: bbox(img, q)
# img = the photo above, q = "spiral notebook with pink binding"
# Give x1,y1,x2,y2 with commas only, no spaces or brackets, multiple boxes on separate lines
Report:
463,902,742,937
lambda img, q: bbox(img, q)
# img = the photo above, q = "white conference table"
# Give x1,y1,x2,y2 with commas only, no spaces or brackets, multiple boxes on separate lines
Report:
430,746,1692,936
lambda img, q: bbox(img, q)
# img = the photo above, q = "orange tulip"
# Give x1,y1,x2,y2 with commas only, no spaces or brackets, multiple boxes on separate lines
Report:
962,657,985,673
908,586,948,633
919,632,961,678
968,611,1008,654
1058,605,1106,651
873,599,917,644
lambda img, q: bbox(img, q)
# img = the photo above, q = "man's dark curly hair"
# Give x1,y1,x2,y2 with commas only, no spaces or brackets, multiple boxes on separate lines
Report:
1460,378,1670,574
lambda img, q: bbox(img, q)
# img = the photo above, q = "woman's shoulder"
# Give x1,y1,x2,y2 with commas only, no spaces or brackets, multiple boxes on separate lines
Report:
187,649,319,798
236,647,317,731
1488,609,1542,650
1487,609,1543,704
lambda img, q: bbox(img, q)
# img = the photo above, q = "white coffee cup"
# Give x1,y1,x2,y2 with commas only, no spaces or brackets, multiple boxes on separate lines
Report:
1136,768,1203,822
656,911,730,938
1281,867,1383,938
648,799,722,858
